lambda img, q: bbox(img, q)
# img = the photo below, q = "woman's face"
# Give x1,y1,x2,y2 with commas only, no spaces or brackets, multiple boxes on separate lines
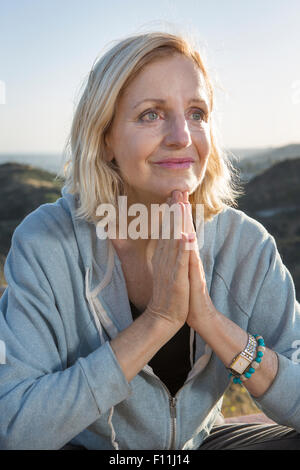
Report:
105,53,211,205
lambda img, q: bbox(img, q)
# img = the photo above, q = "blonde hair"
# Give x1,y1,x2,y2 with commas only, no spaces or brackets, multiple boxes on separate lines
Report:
61,31,242,224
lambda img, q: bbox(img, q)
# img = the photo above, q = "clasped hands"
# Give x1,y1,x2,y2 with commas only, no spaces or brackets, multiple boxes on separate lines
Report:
167,189,217,332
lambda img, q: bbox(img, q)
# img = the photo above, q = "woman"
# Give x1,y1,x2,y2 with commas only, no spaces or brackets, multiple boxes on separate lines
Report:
0,31,300,450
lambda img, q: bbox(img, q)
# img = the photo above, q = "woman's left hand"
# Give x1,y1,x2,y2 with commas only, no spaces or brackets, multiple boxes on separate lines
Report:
170,190,218,333
169,193,278,399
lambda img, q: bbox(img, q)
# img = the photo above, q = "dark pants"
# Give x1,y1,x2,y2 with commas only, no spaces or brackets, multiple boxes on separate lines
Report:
61,423,300,450
199,423,300,450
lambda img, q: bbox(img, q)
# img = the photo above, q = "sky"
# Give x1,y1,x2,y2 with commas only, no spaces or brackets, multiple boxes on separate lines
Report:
0,0,300,154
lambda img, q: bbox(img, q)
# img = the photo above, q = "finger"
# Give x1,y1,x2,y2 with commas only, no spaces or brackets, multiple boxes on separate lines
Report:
160,196,173,237
183,191,189,204
171,190,184,203
166,192,185,238
165,203,183,269
162,197,184,240
164,195,178,235
189,246,205,282
181,202,198,251
156,201,182,271
159,203,185,283
172,232,192,281
152,208,172,265
161,202,178,239
183,201,195,234
173,202,186,240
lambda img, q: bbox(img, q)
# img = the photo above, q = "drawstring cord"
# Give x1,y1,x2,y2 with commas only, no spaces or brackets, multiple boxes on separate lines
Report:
84,240,121,450
108,406,119,450
85,267,106,345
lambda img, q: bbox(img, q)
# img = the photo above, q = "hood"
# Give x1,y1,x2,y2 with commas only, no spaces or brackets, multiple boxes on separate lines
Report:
60,185,131,343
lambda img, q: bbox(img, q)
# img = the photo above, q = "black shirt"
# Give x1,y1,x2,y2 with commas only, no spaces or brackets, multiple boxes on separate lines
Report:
130,301,195,397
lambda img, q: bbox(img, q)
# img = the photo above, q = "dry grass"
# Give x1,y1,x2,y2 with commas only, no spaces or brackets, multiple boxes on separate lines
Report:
221,383,261,417
24,178,56,188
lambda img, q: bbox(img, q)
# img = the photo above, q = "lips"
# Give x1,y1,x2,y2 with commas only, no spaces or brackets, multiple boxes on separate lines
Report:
154,158,195,164
153,158,195,169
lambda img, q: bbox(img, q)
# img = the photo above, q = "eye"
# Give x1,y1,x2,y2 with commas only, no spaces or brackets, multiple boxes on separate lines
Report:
138,107,207,123
191,109,206,121
139,109,160,122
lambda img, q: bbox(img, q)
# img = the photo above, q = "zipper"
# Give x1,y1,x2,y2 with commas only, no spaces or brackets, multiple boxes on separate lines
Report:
141,332,198,449
169,396,177,450
143,366,188,450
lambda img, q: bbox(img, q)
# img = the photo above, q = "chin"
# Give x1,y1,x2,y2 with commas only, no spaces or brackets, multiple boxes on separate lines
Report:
166,180,198,196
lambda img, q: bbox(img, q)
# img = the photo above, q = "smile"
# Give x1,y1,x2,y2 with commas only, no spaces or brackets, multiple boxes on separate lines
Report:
153,161,194,169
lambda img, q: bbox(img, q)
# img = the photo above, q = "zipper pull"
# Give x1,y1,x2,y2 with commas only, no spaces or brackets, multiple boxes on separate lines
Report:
170,397,177,418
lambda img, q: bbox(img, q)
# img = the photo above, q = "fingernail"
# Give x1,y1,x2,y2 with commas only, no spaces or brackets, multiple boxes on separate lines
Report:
187,233,195,241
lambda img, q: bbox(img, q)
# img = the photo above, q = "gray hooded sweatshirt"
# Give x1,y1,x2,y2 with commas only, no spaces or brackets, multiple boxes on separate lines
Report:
0,185,300,450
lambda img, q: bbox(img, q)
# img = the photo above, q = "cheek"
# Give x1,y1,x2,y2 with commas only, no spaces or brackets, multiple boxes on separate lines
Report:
194,126,211,159
125,129,160,165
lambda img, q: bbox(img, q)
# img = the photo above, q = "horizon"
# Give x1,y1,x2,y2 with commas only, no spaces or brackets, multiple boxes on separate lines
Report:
1,142,300,177
1,141,300,156
1,0,300,153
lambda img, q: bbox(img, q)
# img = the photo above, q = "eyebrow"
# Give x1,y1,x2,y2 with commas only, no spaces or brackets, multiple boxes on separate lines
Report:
132,97,209,110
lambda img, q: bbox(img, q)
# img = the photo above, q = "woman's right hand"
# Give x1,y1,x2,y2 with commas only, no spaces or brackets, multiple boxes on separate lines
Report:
145,191,194,327
110,191,194,382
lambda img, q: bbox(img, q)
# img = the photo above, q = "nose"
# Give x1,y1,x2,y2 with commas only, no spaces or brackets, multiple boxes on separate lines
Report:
163,115,192,149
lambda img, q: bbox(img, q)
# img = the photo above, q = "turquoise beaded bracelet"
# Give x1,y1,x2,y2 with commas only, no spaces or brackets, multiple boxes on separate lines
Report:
229,335,265,385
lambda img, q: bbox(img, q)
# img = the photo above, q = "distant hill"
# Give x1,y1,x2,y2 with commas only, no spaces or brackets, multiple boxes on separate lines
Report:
0,153,64,175
231,143,300,181
238,157,300,299
0,163,63,285
2,144,299,183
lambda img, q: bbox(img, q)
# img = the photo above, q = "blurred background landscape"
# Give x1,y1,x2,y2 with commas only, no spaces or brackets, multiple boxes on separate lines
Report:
1,0,300,420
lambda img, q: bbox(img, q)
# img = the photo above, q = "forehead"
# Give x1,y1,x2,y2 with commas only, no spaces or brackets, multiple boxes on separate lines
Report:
121,54,209,104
